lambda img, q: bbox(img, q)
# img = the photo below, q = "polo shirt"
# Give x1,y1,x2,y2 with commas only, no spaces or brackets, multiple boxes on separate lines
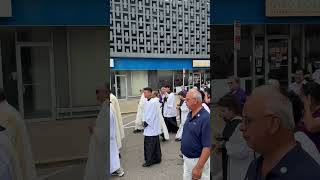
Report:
245,144,320,180
181,107,211,158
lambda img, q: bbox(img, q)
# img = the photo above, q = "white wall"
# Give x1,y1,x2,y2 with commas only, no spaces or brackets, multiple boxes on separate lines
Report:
69,28,108,107
131,71,148,96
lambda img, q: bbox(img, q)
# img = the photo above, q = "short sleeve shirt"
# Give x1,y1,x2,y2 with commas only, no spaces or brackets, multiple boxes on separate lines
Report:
245,144,320,180
181,107,211,158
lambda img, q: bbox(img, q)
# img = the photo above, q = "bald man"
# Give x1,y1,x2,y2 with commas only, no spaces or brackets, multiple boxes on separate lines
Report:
181,89,211,180
241,85,320,180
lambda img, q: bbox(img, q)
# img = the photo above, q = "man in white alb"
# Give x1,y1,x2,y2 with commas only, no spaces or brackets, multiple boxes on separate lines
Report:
163,85,178,133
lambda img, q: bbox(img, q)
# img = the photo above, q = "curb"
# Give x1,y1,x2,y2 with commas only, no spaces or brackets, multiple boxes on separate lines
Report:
36,156,87,168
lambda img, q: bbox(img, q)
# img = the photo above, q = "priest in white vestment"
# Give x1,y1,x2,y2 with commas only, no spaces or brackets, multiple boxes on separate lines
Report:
84,85,109,180
110,93,125,149
0,89,37,180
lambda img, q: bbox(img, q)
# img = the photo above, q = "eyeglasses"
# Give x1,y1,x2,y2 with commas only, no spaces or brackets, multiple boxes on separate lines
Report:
242,114,274,126
227,82,233,85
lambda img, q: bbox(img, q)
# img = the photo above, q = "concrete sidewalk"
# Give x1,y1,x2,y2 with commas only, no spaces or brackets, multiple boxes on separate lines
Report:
28,98,139,165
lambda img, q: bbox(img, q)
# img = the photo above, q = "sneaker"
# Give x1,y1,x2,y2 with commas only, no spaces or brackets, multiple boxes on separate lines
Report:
112,168,125,177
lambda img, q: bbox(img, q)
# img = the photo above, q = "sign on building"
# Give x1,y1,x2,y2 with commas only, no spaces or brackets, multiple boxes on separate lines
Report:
266,0,320,17
0,0,12,17
234,20,241,50
110,59,114,68
193,60,210,68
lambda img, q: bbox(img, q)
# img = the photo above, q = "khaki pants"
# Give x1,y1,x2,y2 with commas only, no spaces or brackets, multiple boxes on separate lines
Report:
183,155,210,180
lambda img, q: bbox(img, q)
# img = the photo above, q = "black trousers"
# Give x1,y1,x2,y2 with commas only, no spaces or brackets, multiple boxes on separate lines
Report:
164,117,178,133
144,136,162,164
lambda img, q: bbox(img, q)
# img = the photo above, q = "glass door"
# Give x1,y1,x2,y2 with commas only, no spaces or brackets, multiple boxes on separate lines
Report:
115,75,127,99
192,72,201,90
266,36,291,88
16,44,55,119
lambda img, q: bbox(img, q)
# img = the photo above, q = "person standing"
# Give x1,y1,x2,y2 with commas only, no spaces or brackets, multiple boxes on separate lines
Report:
109,105,125,177
181,89,211,180
227,76,247,108
110,93,125,150
0,89,37,180
297,82,320,152
216,94,253,180
175,91,189,141
163,85,178,133
142,87,162,167
133,90,146,133
151,91,169,141
241,85,320,180
288,68,307,95
84,83,123,179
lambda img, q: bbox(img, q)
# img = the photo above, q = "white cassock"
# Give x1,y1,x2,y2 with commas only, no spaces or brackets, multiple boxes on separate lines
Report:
225,118,254,180
0,101,37,180
163,92,177,118
109,107,120,173
84,100,108,180
0,118,22,180
143,99,162,136
110,94,125,149
151,98,169,140
202,103,210,113
175,101,190,140
135,93,147,130
295,131,320,165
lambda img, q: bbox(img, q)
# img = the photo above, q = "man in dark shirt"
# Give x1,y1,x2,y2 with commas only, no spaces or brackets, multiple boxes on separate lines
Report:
240,85,320,180
181,89,211,180
227,76,247,108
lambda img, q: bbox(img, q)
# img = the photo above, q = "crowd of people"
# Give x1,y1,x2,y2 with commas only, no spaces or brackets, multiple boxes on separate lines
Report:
213,71,320,180
132,85,212,179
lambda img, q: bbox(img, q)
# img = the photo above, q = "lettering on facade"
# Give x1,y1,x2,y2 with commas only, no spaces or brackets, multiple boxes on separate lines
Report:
193,60,210,68
266,0,320,17
0,0,12,17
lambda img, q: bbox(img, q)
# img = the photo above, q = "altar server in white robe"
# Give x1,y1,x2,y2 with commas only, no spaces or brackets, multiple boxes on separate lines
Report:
134,90,147,133
163,86,178,133
0,89,37,180
142,87,162,167
175,91,190,141
110,93,125,149
151,91,169,141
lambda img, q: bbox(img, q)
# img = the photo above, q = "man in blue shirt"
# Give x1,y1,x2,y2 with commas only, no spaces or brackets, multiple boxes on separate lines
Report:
241,85,320,180
181,89,211,180
227,76,247,108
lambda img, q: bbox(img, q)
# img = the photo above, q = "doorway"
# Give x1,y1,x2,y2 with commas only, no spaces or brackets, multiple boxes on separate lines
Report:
16,43,55,120
115,74,128,99
266,36,291,88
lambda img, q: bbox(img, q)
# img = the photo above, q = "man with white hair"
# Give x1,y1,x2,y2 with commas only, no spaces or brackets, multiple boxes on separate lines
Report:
241,85,320,180
181,89,211,180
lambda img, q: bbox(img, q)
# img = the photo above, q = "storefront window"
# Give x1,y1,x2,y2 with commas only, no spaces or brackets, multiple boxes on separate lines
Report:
211,25,234,79
237,25,252,78
305,25,320,74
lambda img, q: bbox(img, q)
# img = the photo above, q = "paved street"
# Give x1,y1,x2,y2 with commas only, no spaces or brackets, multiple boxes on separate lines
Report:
37,113,183,180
